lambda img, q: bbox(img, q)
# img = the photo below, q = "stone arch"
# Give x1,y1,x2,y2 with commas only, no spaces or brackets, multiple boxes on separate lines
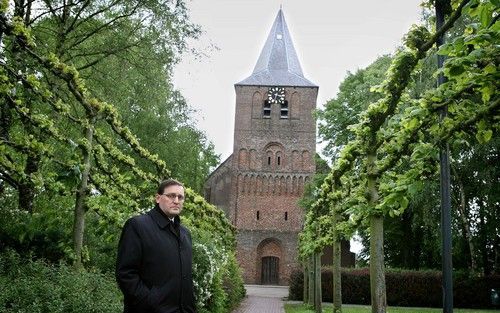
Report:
286,175,292,194
276,151,283,170
256,175,263,195
238,148,249,170
249,149,258,170
275,175,281,195
252,91,263,119
273,176,280,195
250,175,256,195
265,150,273,169
263,142,285,171
302,150,311,171
291,150,300,171
298,176,304,194
262,175,269,195
290,91,300,119
279,176,286,195
243,174,250,194
304,176,310,185
237,174,243,194
256,238,283,285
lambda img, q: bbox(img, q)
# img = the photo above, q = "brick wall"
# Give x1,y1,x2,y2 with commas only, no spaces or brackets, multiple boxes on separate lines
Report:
205,85,318,285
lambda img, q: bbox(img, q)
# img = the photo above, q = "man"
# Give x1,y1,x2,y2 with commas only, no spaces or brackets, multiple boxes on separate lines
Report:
116,179,196,313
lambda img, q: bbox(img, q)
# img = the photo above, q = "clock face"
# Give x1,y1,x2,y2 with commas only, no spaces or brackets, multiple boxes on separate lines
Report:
267,87,285,104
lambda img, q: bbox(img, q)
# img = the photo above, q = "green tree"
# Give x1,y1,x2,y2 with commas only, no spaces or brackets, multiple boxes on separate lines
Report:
0,0,219,267
317,56,392,160
302,1,499,313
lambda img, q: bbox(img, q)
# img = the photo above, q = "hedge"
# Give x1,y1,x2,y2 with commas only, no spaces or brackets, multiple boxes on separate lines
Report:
289,268,500,309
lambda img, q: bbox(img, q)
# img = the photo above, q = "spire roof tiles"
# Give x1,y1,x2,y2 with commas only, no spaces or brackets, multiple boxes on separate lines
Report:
236,9,317,87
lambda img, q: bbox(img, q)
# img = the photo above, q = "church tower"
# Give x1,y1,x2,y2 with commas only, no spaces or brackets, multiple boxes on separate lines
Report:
205,9,317,285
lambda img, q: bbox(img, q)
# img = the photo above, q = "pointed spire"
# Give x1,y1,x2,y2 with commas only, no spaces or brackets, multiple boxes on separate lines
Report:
236,9,316,87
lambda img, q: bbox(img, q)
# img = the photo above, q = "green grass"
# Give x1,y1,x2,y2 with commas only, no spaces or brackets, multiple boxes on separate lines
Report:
284,303,500,313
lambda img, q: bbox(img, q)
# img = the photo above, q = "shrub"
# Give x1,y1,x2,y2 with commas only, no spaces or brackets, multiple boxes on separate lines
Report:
222,253,246,311
191,228,245,313
289,269,304,301
288,267,500,309
0,250,122,313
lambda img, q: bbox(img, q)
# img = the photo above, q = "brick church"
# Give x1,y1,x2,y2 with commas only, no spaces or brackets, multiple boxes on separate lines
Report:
204,9,353,285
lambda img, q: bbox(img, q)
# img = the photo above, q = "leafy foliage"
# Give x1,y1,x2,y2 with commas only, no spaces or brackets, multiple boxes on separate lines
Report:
301,0,499,262
300,1,499,310
0,250,122,313
0,1,243,312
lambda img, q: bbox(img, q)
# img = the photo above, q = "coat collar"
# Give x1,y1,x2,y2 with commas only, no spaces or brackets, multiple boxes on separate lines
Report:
149,205,181,229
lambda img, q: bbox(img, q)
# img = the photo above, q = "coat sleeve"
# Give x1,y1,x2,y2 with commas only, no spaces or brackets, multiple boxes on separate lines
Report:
116,218,151,306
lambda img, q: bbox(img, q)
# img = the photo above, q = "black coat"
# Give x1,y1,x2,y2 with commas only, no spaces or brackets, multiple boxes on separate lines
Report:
116,206,196,313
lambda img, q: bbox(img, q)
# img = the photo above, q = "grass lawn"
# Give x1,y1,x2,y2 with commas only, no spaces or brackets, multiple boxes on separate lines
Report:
284,303,500,313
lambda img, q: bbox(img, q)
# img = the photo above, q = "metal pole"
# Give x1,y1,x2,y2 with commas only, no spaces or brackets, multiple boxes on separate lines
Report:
435,2,453,313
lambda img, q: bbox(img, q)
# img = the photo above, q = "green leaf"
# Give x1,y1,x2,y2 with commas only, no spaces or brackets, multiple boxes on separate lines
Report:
481,84,495,103
479,5,492,28
437,43,453,56
483,130,493,142
407,118,419,130
492,20,500,32
483,63,496,75
476,129,493,143
475,120,493,143
400,196,409,210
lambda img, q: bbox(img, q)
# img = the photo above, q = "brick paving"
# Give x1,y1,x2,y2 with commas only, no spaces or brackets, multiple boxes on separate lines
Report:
232,285,288,313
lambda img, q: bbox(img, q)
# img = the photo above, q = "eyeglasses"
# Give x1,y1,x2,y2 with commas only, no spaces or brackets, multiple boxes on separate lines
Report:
161,193,185,202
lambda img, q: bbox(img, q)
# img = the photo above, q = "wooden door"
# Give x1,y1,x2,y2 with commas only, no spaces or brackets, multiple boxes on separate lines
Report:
261,256,279,285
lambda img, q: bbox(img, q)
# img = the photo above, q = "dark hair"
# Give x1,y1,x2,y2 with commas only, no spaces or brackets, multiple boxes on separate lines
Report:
157,179,184,195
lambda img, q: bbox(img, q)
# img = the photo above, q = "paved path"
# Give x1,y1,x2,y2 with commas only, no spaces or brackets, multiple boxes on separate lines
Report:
232,285,289,313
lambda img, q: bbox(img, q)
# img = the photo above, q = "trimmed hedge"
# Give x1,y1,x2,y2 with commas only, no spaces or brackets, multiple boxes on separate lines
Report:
289,268,500,309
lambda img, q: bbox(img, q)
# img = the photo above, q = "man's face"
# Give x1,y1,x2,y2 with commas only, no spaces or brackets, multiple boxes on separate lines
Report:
155,184,185,217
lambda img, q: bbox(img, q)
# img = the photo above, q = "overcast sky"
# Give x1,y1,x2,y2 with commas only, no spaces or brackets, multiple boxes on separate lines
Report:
173,0,424,161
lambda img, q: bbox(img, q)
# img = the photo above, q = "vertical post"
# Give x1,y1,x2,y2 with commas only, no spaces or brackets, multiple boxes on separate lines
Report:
314,252,322,313
435,2,453,312
332,212,342,313
308,255,315,306
303,262,309,304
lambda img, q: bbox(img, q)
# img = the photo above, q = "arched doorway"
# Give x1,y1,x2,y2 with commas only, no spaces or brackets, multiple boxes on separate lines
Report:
261,256,279,284
257,238,283,285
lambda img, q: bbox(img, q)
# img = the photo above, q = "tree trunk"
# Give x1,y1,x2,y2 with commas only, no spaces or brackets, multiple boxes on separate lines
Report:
0,100,11,140
478,202,491,276
367,151,387,313
18,154,40,213
314,252,322,313
73,117,95,268
303,262,309,304
370,215,387,313
332,212,342,313
452,166,477,273
308,255,314,306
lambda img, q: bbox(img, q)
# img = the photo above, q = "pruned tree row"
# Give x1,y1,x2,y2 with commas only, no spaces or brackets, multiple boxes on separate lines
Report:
299,0,499,312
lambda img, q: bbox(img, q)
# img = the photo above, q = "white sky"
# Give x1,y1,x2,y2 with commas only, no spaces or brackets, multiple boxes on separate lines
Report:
173,0,424,161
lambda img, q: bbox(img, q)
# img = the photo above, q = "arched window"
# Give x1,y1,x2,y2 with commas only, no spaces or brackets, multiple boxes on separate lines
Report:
263,142,285,171
276,151,282,169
